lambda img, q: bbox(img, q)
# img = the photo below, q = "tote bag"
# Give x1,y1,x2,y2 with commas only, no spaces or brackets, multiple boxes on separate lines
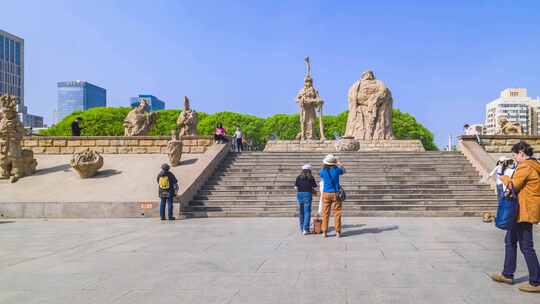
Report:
495,186,518,230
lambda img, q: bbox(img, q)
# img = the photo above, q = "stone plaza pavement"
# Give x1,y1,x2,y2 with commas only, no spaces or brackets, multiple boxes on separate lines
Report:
0,218,539,304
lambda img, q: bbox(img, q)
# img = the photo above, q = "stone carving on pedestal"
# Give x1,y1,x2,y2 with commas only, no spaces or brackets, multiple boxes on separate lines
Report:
335,138,360,152
177,96,198,136
344,70,394,140
497,115,523,135
295,57,325,140
70,148,104,178
167,130,183,167
0,95,37,183
123,100,158,136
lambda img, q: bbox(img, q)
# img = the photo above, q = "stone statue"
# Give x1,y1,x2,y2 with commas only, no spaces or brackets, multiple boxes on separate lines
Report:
176,96,198,136
123,100,158,136
296,57,325,140
167,129,183,167
0,95,37,182
497,115,523,135
70,148,104,178
344,70,394,140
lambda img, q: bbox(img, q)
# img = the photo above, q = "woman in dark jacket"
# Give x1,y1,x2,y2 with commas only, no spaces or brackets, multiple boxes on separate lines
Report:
295,164,317,235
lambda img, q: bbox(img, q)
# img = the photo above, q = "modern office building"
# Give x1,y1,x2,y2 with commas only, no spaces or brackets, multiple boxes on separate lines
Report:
485,88,540,135
57,81,106,121
0,29,44,127
129,94,165,111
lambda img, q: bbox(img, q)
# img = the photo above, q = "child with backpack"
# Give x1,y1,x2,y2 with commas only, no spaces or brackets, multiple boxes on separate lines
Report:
157,163,179,221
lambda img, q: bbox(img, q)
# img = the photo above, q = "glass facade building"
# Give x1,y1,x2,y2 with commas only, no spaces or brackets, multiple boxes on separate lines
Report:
0,29,43,128
57,81,107,121
129,94,165,111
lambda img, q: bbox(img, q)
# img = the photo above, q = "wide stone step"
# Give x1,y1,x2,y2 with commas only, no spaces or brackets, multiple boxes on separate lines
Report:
184,204,496,212
206,180,486,186
208,176,483,182
215,172,480,178
201,185,492,191
221,167,477,172
190,197,495,204
183,210,495,218
198,189,495,196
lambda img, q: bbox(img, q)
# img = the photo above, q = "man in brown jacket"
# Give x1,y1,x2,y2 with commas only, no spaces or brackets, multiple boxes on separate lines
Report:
491,141,540,293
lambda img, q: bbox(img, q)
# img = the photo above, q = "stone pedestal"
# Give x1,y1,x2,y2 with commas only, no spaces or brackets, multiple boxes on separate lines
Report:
264,139,424,152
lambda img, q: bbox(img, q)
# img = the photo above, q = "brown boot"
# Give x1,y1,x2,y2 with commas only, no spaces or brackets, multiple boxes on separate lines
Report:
489,273,513,285
519,283,540,293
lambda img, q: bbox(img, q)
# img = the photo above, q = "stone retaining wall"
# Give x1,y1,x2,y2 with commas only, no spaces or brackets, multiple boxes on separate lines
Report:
264,139,425,152
459,135,540,153
22,136,213,154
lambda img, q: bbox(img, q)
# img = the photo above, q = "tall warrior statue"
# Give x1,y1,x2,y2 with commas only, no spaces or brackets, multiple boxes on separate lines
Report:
295,57,325,140
344,70,394,140
0,95,37,182
176,96,198,136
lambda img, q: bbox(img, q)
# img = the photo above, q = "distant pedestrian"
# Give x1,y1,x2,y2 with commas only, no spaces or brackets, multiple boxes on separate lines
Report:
319,154,346,238
234,127,244,152
295,164,317,235
157,163,179,221
214,123,227,144
490,141,540,292
71,117,83,136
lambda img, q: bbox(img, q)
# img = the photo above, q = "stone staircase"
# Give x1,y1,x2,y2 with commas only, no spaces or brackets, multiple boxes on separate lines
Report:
184,151,497,217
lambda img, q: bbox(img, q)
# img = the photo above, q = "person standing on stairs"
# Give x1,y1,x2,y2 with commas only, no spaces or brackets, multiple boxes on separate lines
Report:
295,164,318,235
320,154,346,238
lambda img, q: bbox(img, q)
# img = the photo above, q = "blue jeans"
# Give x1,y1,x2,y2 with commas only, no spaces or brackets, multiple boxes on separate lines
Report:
160,195,174,219
296,192,312,232
503,222,540,285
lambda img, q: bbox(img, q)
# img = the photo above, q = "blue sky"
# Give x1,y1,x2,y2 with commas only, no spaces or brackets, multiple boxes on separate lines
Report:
2,0,540,147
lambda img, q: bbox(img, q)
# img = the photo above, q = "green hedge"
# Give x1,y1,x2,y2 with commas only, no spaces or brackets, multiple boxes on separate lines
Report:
41,107,437,150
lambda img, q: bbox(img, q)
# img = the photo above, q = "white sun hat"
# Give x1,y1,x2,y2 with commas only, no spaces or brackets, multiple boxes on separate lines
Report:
302,164,312,170
323,154,338,166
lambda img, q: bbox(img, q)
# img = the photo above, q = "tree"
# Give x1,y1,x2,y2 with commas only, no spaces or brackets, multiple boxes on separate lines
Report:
41,107,437,150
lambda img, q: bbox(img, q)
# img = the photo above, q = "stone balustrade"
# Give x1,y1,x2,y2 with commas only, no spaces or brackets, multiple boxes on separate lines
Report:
459,135,540,153
22,136,214,154
264,139,424,152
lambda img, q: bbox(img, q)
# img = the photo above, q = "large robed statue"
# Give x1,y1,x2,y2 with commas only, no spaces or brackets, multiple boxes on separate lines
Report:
344,70,394,140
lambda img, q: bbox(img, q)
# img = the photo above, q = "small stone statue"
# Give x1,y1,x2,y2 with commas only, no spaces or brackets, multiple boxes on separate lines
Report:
123,100,158,136
167,129,183,167
70,148,104,178
345,70,394,140
0,95,37,183
176,96,198,136
497,115,523,135
296,57,325,140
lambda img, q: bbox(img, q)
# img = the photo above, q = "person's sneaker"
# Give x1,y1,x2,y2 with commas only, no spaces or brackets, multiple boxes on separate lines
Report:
489,273,513,285
303,230,309,235
519,283,540,292
336,232,342,238
168,217,176,221
160,218,166,221
322,232,327,238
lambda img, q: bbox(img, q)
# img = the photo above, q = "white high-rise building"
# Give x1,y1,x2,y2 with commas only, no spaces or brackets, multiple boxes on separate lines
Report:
485,88,540,135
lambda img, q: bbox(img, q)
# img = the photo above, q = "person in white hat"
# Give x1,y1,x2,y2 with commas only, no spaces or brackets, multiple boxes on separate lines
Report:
294,164,318,235
484,155,515,200
319,154,346,238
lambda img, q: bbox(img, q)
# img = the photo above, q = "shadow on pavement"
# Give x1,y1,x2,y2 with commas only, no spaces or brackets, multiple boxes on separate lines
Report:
342,225,399,237
33,164,71,176
181,158,198,166
94,169,122,178
0,221,16,224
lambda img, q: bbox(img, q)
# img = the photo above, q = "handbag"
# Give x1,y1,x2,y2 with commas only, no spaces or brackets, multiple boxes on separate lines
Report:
324,168,346,202
312,217,323,234
495,183,518,230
